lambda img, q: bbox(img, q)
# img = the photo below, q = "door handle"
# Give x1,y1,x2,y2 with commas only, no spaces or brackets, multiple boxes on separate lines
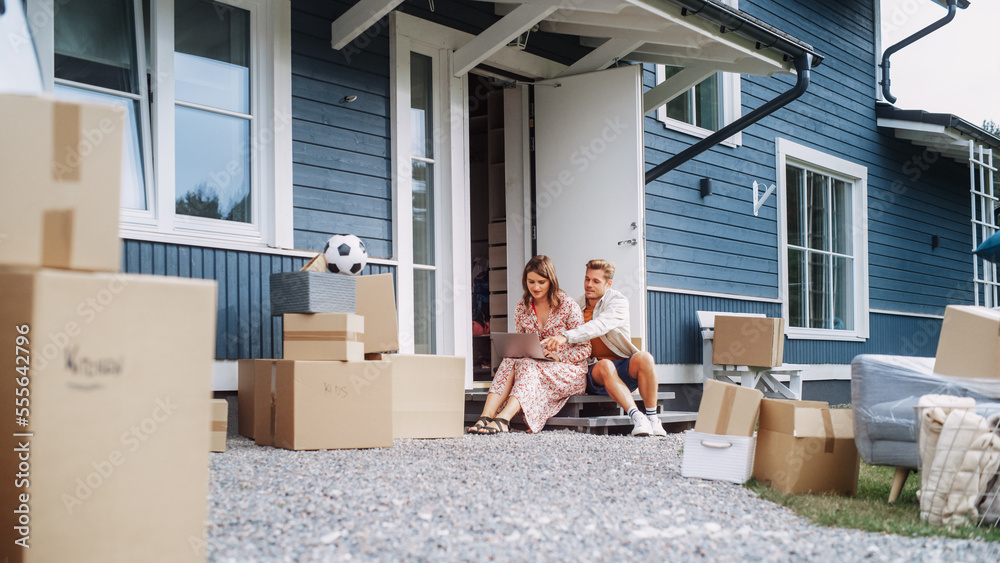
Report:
617,239,637,246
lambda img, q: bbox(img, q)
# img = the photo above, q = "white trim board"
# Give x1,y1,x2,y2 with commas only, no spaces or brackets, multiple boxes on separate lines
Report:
870,308,944,320
647,285,783,304
654,363,852,385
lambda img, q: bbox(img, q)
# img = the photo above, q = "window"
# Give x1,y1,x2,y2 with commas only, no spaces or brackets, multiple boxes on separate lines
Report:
656,65,722,132
777,139,869,340
410,52,436,354
36,0,290,248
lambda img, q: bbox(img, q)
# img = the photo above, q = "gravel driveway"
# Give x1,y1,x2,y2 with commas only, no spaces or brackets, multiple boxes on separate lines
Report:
206,431,1000,562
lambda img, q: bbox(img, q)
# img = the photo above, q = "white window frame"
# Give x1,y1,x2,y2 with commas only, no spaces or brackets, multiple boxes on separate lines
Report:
776,138,869,341
652,0,741,146
391,13,468,358
28,0,293,251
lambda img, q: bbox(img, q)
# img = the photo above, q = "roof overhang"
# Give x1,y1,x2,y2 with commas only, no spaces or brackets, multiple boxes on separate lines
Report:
331,0,821,113
875,102,1000,163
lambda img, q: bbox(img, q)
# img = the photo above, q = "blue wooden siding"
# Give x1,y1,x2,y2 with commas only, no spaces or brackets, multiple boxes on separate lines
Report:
643,0,975,316
647,291,940,365
122,239,395,360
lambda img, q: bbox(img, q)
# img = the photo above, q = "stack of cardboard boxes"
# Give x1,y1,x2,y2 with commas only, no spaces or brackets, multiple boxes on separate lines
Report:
237,272,466,450
684,316,860,495
1,93,219,560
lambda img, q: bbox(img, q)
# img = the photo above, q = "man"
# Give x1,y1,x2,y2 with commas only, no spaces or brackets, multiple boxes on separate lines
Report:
541,259,665,437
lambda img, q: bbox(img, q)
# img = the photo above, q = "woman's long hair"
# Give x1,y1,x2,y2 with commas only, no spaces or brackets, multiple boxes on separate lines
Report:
521,255,561,310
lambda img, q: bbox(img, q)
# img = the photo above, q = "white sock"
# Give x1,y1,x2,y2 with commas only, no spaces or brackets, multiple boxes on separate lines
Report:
628,407,643,423
645,407,657,417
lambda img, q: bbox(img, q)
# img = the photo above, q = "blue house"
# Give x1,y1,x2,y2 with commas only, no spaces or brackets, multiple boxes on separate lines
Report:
31,0,999,405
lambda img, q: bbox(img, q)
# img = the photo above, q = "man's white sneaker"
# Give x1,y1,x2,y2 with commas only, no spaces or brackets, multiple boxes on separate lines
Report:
647,414,667,437
630,414,652,437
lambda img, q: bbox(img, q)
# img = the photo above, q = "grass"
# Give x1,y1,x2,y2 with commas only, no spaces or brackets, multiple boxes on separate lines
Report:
747,463,1000,541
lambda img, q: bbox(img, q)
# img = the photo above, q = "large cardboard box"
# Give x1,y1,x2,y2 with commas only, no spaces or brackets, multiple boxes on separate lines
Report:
752,399,860,495
356,274,400,354
254,360,393,451
371,354,466,439
712,316,785,367
210,399,228,453
0,94,125,272
283,313,364,361
0,268,217,562
237,359,255,438
934,305,1000,379
693,379,763,437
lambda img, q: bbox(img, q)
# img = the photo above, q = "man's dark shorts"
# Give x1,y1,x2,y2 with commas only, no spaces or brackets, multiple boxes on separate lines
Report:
586,356,639,395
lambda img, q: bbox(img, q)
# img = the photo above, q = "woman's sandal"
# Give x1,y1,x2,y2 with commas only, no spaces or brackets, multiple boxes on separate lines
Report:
467,416,493,434
480,417,510,435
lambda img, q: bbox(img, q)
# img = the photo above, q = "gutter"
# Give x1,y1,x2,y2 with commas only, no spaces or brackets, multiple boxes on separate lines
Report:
879,0,960,104
645,53,812,185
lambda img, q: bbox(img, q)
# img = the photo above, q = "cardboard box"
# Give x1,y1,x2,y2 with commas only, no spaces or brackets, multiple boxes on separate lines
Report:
370,354,465,439
254,360,393,451
488,221,506,244
0,268,217,562
681,431,756,484
491,316,508,333
356,274,400,354
237,359,255,438
752,399,860,495
282,313,364,361
712,316,785,367
211,399,228,452
488,268,507,292
489,293,507,317
0,94,125,272
693,379,763,437
488,245,506,267
269,271,356,315
934,305,1000,379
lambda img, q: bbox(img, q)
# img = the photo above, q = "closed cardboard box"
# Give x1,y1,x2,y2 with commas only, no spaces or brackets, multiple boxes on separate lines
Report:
211,399,228,452
488,221,506,245
752,399,860,495
489,293,507,317
488,245,506,268
712,316,785,367
254,360,393,451
0,94,125,272
0,268,217,562
934,305,1000,379
283,313,364,361
694,379,763,437
371,354,465,439
237,359,255,438
488,268,507,292
356,274,400,354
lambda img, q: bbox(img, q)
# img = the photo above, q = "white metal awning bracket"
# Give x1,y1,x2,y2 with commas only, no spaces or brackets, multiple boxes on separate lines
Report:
752,180,776,216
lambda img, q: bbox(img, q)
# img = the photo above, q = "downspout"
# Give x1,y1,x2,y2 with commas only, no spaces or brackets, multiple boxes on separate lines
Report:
879,0,958,104
645,53,812,185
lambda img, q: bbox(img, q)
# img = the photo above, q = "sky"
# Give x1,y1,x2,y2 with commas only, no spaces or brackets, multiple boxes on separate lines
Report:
879,0,1000,127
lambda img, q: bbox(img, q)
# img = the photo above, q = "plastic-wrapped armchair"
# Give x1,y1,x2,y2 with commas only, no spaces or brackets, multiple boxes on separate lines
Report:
851,354,1000,502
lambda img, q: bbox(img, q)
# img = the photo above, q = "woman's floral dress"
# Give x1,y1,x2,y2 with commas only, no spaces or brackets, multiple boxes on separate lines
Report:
488,290,591,432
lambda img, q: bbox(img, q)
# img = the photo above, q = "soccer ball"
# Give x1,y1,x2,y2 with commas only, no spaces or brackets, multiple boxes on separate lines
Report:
323,234,368,275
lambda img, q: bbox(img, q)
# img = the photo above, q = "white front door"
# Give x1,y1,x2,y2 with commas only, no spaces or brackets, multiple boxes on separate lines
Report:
533,65,646,344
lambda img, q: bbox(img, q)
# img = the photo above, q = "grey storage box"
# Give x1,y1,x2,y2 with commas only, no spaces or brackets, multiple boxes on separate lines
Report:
270,272,356,315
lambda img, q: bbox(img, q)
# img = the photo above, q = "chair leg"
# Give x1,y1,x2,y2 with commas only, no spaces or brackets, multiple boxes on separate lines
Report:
889,466,911,503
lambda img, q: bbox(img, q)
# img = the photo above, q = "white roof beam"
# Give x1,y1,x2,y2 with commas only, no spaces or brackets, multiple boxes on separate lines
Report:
624,51,781,76
331,0,403,50
556,37,644,77
642,62,717,114
452,4,557,77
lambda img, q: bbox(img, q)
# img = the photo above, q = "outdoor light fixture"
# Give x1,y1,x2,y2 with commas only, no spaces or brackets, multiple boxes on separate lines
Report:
700,178,713,198
508,25,539,51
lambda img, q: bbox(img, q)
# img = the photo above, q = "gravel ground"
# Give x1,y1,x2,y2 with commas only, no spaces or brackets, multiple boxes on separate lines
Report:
206,431,1000,562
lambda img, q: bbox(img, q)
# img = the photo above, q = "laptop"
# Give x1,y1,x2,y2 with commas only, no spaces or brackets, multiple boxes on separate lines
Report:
491,332,553,361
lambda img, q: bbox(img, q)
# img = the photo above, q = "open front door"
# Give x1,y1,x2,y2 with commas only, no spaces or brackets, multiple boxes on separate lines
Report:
534,65,646,344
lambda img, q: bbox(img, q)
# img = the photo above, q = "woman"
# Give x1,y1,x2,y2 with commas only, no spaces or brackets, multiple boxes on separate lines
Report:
469,255,591,434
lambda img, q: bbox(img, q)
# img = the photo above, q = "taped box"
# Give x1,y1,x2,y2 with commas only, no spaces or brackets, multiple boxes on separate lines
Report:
211,399,228,452
283,313,364,361
0,268,217,563
254,360,393,451
934,305,1000,379
0,93,125,272
237,360,255,438
682,380,763,483
370,354,465,439
356,274,400,354
712,316,785,368
752,399,860,495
